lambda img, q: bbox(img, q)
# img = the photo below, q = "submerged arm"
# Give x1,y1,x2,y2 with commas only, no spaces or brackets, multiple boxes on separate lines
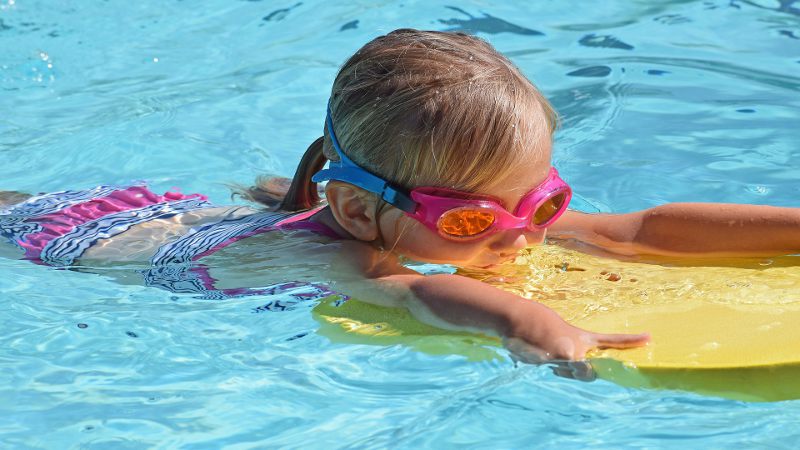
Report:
331,241,649,361
549,204,800,257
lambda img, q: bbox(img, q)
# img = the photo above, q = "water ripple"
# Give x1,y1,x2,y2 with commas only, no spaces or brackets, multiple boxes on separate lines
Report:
557,55,800,91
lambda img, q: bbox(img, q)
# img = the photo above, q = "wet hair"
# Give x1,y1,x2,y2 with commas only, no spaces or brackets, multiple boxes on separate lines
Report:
238,28,559,211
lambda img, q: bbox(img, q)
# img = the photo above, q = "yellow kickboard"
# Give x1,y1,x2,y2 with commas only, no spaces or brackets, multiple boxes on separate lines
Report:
315,244,800,401
576,302,800,369
512,244,800,401
577,303,800,402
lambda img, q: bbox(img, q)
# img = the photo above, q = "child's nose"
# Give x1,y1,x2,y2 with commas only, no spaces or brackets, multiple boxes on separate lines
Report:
490,229,541,254
526,229,546,245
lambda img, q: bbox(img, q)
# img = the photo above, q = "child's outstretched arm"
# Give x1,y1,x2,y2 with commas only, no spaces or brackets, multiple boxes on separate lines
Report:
549,204,800,257
331,241,649,361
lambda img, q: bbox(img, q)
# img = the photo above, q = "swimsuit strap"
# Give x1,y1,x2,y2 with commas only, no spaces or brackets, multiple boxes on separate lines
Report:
142,209,293,297
149,209,294,266
274,206,340,239
142,207,339,299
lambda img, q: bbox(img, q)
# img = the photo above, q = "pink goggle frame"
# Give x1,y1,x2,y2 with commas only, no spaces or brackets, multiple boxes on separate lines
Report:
406,168,572,241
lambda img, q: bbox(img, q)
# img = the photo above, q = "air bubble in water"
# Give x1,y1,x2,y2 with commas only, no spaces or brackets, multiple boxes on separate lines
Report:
746,185,769,195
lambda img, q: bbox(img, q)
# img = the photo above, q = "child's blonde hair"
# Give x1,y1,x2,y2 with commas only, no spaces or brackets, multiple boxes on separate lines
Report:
242,29,559,211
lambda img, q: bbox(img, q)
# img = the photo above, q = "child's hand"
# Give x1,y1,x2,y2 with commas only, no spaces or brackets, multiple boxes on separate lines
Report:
503,307,650,362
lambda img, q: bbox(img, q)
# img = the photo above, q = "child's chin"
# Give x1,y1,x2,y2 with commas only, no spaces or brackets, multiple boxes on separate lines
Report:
464,263,502,272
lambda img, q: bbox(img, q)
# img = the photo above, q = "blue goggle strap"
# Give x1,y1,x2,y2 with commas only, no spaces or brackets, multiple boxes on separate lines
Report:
311,104,417,214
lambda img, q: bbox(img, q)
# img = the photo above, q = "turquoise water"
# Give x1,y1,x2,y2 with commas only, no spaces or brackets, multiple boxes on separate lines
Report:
2,0,800,447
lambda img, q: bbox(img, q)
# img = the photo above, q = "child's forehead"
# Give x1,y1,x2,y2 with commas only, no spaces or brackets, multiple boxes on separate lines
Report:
500,160,551,189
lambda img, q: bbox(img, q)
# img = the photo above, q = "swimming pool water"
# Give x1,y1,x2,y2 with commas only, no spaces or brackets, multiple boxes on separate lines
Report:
2,0,800,447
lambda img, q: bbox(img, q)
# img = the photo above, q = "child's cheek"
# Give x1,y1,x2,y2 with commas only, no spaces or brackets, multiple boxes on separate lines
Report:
380,212,489,264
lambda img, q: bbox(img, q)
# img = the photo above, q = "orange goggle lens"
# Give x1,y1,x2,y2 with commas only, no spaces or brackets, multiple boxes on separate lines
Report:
532,192,568,227
437,208,496,238
435,191,569,239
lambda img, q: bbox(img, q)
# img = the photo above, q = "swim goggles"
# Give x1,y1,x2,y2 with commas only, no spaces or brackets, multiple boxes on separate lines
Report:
311,104,572,241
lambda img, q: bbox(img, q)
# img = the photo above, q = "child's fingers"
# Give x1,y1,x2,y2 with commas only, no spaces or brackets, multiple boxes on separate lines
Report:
593,332,651,349
503,337,549,363
551,361,597,382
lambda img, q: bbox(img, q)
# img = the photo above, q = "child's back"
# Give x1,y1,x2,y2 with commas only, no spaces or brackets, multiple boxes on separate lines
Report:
0,184,344,299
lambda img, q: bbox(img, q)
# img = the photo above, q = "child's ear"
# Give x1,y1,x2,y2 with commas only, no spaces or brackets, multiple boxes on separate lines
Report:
325,182,379,241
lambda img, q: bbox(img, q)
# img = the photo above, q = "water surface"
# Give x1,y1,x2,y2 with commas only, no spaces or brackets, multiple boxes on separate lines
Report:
2,0,800,448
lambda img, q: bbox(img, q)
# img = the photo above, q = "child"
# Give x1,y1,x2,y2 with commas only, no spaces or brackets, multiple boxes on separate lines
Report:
1,29,798,362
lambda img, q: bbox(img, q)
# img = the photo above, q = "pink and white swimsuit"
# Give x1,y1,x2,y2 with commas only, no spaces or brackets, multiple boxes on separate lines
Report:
0,184,339,300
